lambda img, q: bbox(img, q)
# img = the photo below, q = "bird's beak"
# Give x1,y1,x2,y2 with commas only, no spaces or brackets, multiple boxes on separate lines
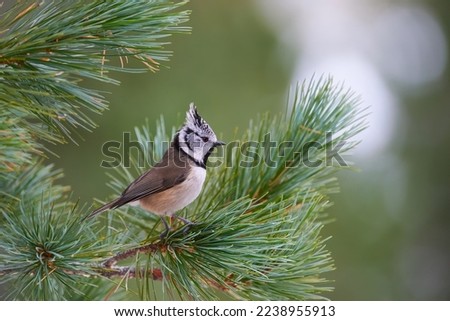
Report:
214,140,226,147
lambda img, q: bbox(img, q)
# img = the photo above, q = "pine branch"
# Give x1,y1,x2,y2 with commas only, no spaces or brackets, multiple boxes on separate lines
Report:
0,262,164,281
0,0,190,144
102,243,162,268
0,201,103,299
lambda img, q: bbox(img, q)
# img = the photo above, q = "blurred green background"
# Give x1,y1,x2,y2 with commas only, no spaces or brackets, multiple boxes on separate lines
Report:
47,0,449,300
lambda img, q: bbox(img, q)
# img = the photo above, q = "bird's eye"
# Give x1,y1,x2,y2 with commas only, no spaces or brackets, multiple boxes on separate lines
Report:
201,136,209,142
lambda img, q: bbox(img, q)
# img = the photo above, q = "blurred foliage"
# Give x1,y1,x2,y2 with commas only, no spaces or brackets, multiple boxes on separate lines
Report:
324,0,450,300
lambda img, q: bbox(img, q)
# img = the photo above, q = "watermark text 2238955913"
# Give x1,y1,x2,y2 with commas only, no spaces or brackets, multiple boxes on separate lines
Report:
100,132,349,169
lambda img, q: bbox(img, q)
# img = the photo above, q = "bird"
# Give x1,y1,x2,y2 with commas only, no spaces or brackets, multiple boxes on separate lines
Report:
88,103,225,237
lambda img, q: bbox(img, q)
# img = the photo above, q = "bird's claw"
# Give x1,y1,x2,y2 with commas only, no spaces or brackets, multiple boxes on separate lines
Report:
160,215,197,238
180,221,197,235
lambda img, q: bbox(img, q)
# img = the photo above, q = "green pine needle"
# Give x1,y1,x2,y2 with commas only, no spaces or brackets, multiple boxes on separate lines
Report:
0,112,41,173
0,162,68,216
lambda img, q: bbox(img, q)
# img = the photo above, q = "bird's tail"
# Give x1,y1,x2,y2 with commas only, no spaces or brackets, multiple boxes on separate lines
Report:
84,198,119,220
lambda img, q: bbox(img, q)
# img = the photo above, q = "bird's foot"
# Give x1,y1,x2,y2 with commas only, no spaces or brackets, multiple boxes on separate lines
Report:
160,216,197,238
159,217,171,240
173,215,197,235
159,229,169,240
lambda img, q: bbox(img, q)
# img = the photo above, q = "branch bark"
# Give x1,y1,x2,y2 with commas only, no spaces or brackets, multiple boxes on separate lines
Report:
102,242,164,268
0,242,165,279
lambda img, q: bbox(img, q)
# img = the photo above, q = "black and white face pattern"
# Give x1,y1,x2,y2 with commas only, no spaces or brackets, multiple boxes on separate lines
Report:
177,103,222,166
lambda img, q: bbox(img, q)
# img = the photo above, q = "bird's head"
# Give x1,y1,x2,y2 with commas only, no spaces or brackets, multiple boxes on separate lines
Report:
177,103,225,166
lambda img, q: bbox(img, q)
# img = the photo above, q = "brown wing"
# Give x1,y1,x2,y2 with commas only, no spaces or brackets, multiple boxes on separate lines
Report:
111,147,189,208
89,146,190,218
113,165,187,208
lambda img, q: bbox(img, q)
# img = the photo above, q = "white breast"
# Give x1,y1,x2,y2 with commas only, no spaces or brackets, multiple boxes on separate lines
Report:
139,166,206,216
